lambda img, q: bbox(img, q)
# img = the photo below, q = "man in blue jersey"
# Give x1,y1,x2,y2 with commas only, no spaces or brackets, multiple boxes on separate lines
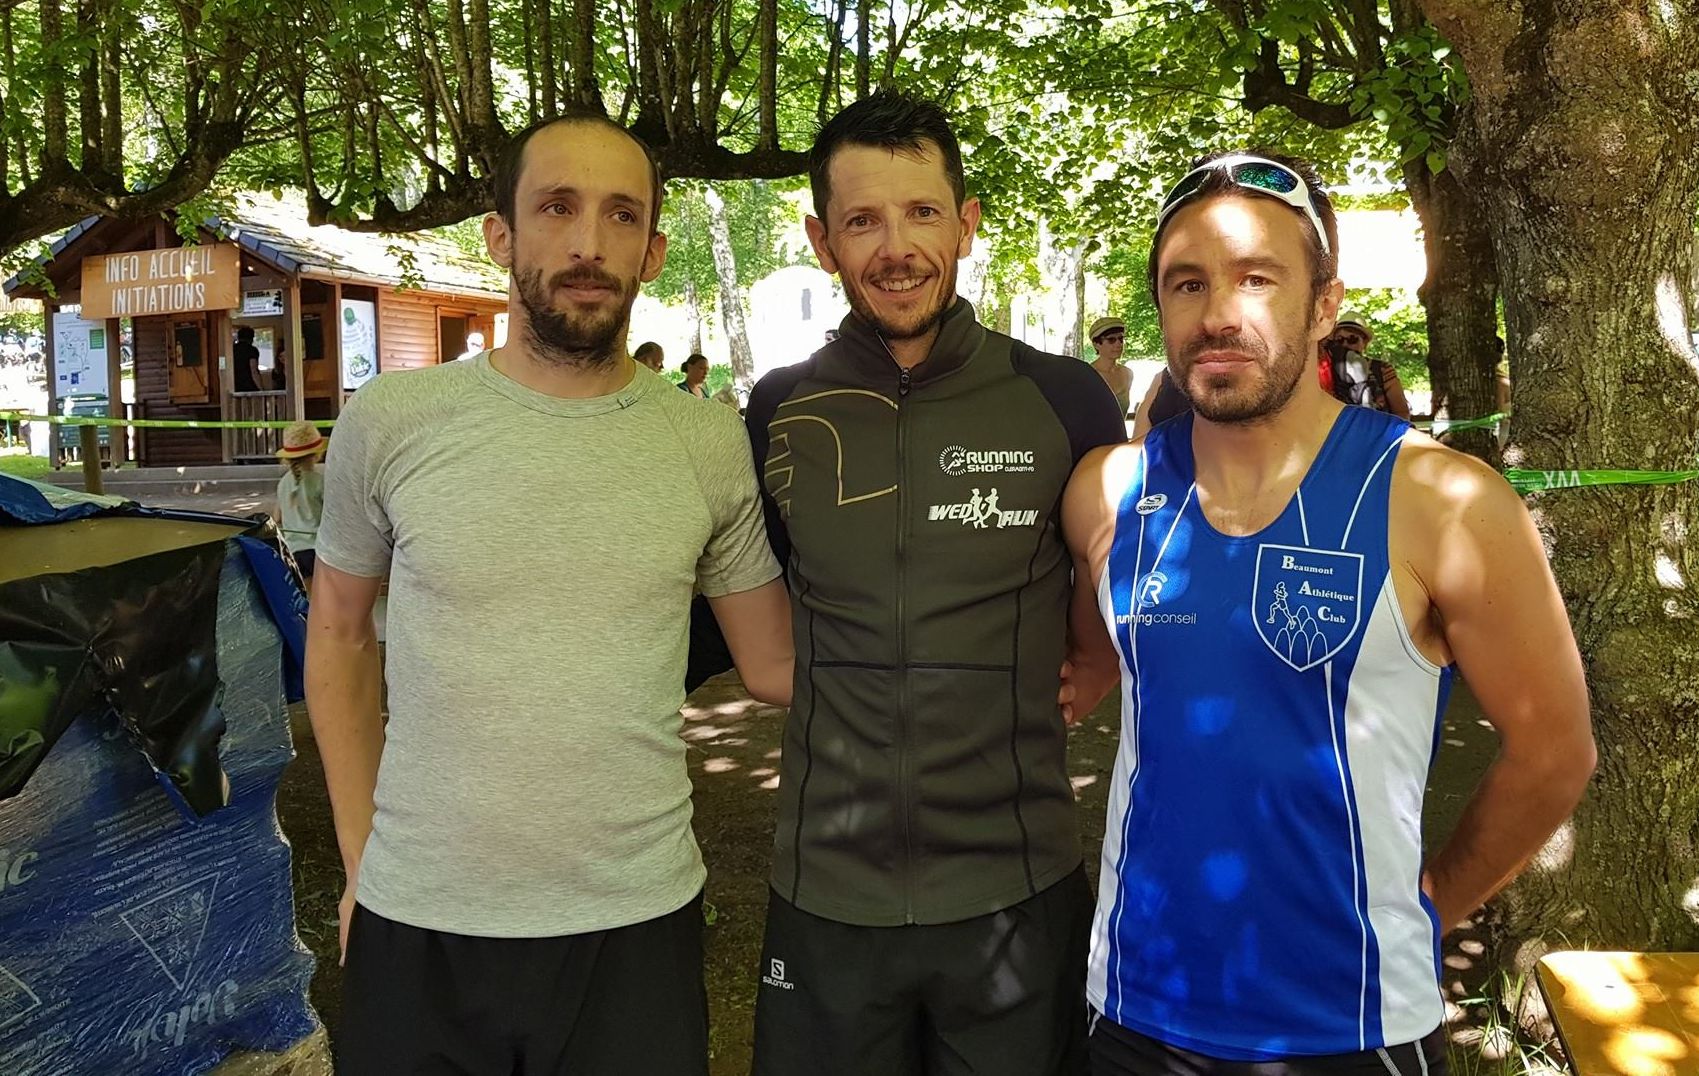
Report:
1059,151,1595,1073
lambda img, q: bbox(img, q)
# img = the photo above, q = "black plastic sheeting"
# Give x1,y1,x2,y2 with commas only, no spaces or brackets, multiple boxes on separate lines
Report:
2,538,232,815
0,476,307,818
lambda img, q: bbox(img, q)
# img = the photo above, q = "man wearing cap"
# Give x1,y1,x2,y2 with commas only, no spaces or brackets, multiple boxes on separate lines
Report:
1062,149,1592,1073
1325,315,1411,419
1088,315,1135,416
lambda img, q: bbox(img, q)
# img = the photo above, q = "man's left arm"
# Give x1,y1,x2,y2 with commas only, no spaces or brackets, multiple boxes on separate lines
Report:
706,580,793,706
696,411,792,706
1403,445,1594,932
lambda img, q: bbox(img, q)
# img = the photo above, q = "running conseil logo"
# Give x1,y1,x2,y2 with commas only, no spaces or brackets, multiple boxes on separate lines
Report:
938,445,1037,477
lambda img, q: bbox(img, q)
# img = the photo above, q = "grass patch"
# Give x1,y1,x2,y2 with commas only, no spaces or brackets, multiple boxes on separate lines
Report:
0,453,51,481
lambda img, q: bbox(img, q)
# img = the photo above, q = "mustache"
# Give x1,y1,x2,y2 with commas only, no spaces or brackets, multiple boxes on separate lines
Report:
1180,332,1270,364
546,267,624,290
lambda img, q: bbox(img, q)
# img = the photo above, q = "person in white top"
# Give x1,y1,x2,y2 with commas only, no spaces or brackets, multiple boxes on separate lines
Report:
274,420,325,577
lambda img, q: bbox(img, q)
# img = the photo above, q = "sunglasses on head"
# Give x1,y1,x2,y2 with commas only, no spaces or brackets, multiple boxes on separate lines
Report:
1156,154,1331,256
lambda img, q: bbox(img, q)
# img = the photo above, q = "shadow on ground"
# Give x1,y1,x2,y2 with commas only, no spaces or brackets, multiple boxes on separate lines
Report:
276,674,1502,1076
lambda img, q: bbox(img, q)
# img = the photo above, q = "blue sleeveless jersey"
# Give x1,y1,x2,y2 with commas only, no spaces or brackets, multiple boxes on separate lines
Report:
1087,408,1452,1058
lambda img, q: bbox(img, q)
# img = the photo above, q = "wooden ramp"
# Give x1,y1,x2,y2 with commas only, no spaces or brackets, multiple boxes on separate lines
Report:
1536,951,1699,1075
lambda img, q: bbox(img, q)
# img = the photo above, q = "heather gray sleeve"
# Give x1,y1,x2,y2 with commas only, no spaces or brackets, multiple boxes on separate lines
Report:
314,379,394,578
694,406,781,597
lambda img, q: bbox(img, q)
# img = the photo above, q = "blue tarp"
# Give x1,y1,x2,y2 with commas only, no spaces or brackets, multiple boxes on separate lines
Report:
0,478,318,1073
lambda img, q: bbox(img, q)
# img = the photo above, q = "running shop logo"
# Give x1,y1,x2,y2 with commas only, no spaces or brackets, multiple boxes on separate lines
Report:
939,445,1036,477
927,487,1040,529
762,958,796,991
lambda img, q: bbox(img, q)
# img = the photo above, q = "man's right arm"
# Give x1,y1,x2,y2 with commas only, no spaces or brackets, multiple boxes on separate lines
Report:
305,564,385,958
305,381,396,958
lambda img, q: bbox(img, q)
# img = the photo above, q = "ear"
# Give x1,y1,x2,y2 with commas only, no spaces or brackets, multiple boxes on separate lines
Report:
956,197,982,259
484,212,514,270
641,230,668,283
805,215,839,276
1310,278,1345,345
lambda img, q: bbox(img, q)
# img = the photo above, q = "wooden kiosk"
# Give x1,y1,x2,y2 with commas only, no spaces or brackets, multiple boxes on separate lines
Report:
3,192,506,465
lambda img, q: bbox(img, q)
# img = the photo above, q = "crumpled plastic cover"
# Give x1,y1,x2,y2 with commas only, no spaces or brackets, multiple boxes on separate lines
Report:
0,545,318,1074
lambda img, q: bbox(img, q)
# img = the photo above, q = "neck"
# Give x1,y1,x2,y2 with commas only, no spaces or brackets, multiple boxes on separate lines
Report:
492,312,633,399
885,326,941,370
1092,354,1120,370
1190,380,1344,502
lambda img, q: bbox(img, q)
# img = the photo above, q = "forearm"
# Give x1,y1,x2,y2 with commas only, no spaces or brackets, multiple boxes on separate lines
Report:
1424,746,1592,932
735,647,794,707
305,631,385,876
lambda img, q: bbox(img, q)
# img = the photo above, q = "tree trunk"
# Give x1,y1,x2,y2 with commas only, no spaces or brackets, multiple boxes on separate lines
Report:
40,0,66,161
1069,240,1086,357
1403,152,1502,465
855,0,870,97
1418,0,1699,966
570,0,603,110
685,276,704,355
703,184,755,391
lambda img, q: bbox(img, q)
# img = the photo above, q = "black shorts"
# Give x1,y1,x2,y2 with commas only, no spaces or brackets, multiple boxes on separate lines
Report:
1088,1013,1448,1076
753,867,1094,1076
292,548,316,576
336,894,709,1076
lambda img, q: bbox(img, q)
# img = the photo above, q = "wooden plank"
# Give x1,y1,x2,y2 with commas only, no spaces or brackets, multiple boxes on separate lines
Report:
1536,951,1699,1075
287,278,306,421
43,305,59,461
105,315,126,464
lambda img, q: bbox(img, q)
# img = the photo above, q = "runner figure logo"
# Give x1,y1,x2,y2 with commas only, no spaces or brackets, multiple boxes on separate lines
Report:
1251,545,1365,672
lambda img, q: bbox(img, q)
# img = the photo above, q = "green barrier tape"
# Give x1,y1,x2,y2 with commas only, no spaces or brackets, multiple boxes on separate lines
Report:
1505,468,1699,494
0,411,334,430
1413,412,1508,433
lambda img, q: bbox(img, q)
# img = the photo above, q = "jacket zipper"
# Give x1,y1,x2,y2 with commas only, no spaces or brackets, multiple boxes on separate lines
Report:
892,346,916,924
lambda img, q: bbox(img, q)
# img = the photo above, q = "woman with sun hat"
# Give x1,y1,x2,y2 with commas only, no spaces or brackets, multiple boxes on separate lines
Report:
275,420,326,578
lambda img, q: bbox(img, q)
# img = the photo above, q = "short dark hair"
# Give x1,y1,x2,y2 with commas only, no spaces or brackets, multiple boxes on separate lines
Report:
633,341,662,360
1148,149,1338,303
493,111,665,232
682,353,708,371
236,326,254,342
809,89,966,224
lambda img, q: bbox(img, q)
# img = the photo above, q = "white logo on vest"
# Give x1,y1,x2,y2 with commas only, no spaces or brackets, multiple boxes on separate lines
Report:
927,488,1040,529
1251,544,1365,672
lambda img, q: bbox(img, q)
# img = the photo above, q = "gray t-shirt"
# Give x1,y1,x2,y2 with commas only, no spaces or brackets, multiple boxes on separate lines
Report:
316,354,779,937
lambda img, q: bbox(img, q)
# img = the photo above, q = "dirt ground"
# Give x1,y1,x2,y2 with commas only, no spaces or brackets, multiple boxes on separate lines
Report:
275,674,1504,1076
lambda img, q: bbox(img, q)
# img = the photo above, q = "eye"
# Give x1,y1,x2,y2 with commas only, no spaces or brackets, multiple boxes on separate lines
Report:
847,214,872,228
613,209,637,224
1244,275,1271,289
543,202,568,216
915,206,938,218
1176,280,1205,295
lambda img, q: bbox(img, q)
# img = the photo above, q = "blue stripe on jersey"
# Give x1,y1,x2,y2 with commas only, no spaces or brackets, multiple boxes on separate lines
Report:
1090,407,1451,1059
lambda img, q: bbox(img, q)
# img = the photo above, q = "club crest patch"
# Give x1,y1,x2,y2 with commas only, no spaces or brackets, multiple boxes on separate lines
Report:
1251,544,1365,671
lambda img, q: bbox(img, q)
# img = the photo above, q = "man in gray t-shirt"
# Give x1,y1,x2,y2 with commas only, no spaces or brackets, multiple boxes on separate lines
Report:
307,113,791,1076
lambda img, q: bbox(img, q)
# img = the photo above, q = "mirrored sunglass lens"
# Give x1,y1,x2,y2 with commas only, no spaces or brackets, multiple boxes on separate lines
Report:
1232,163,1299,194
1161,170,1209,210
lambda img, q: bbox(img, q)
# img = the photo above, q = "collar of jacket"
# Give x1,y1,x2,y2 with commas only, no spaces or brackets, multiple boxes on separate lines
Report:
836,297,987,389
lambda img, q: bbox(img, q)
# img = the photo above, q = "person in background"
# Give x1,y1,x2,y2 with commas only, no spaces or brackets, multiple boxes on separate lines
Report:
275,420,326,579
454,331,487,362
635,340,666,373
680,352,711,397
1129,365,1192,437
1324,314,1411,420
234,326,263,393
1087,316,1134,417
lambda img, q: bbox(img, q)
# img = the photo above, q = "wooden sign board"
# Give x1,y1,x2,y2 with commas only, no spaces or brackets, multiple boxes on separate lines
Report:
80,244,241,320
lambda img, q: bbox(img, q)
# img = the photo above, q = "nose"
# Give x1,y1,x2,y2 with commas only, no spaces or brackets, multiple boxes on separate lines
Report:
561,215,607,266
1199,282,1243,339
874,217,919,265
